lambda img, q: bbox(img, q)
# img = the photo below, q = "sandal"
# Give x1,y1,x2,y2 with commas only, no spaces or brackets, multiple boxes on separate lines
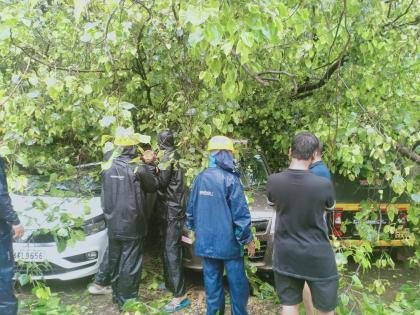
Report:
163,298,191,313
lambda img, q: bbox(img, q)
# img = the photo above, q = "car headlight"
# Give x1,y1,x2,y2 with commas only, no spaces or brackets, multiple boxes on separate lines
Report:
83,214,106,236
270,214,276,234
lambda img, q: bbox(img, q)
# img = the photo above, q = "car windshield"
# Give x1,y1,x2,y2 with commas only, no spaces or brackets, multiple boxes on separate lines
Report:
14,171,101,198
238,151,269,189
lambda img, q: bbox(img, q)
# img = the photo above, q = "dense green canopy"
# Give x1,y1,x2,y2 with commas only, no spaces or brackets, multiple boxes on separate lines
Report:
0,0,418,190
1,1,419,312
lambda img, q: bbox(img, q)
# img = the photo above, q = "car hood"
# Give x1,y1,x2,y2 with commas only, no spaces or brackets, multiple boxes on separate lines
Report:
248,189,275,220
10,193,102,230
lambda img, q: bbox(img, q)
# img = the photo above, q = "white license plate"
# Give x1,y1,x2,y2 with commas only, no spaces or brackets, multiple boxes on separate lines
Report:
353,219,387,225
14,249,46,262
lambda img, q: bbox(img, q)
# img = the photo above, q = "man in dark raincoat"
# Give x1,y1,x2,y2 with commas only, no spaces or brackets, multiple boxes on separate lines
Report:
0,156,24,315
155,130,190,313
101,141,158,310
186,136,256,315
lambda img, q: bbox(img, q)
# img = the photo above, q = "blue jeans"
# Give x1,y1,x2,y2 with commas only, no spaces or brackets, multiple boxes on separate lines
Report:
0,230,17,315
203,257,249,315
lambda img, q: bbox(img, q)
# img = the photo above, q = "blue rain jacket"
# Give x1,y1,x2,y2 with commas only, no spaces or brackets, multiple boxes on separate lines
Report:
309,160,331,180
186,152,252,259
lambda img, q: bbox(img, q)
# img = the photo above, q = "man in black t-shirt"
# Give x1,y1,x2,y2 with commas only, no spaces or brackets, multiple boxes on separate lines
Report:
267,132,338,315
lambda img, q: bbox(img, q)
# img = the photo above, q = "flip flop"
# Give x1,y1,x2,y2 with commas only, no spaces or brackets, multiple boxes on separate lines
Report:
163,298,191,313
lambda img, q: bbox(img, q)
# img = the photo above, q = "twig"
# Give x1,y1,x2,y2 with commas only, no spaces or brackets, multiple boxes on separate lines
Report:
383,0,415,27
12,42,129,73
257,70,298,93
232,48,269,86
294,56,347,95
293,0,350,99
327,3,345,63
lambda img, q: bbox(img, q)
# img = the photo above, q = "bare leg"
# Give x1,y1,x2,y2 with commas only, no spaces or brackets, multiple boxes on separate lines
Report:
167,294,187,305
281,304,300,315
316,311,334,315
303,282,315,315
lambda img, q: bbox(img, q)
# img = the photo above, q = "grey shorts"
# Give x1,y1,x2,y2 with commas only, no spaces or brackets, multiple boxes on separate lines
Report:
274,272,339,312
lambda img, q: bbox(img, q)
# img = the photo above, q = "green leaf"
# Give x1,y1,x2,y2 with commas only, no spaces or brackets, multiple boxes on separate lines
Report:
18,274,30,286
74,0,90,22
391,175,406,195
295,22,304,36
221,41,234,56
212,117,223,131
188,28,204,46
181,6,209,26
203,125,212,138
240,32,254,48
278,3,288,17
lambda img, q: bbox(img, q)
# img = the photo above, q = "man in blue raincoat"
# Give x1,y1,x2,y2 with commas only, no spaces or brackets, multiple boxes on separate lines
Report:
186,136,256,315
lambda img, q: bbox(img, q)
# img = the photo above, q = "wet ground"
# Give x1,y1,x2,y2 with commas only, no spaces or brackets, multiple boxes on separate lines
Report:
15,248,420,315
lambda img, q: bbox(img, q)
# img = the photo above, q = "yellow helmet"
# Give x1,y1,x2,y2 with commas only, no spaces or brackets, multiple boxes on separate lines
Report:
207,136,235,152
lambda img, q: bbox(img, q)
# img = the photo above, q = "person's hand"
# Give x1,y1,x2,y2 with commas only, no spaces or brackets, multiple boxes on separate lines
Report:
142,150,156,164
12,224,24,240
246,240,256,257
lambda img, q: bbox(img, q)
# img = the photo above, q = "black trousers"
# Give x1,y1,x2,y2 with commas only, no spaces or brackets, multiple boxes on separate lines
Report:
94,246,111,286
162,217,186,297
0,231,17,315
108,238,144,308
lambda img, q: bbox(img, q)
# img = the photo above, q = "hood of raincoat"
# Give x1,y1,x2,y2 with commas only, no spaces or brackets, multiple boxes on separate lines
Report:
121,145,138,159
208,150,239,176
158,130,174,151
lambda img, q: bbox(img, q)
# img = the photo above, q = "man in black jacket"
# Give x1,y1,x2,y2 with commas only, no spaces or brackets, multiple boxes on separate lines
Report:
156,130,190,313
0,157,24,315
101,145,158,309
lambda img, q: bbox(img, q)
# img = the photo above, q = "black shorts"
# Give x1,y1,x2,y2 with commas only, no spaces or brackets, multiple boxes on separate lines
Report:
274,272,339,312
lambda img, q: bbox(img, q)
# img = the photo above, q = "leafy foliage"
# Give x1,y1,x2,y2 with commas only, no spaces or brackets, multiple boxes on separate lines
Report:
1,0,419,313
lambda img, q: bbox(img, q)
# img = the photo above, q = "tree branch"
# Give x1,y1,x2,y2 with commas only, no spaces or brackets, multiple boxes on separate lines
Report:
12,42,129,73
257,70,298,93
383,0,415,27
396,144,420,164
294,56,347,95
328,3,345,63
232,49,269,86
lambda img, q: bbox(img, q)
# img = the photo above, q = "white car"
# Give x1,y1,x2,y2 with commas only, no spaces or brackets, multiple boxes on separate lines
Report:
12,167,108,281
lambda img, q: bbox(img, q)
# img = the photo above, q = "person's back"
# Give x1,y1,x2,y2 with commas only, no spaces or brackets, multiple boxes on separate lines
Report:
267,132,338,315
190,167,248,259
102,150,145,240
268,170,336,280
101,144,158,310
186,136,255,315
